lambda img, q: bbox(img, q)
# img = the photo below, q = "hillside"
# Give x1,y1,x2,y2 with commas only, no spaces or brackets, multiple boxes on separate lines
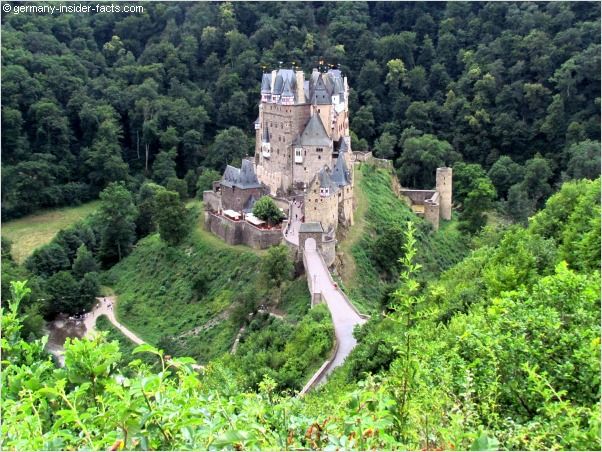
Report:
105,213,334,390
338,164,470,313
3,177,599,450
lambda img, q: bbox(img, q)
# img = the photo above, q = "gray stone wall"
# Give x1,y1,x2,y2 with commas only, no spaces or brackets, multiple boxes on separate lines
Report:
221,185,267,212
292,144,333,187
305,178,339,233
320,236,336,267
399,189,438,204
205,212,283,249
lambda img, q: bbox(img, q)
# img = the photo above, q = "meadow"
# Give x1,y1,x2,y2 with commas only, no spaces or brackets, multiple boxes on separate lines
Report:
1,201,100,263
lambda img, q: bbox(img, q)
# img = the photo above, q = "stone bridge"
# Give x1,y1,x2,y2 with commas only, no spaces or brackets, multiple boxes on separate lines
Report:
283,202,367,394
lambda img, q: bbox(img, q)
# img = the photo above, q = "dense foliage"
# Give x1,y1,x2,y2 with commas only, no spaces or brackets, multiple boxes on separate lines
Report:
343,164,470,313
3,177,599,449
2,2,599,223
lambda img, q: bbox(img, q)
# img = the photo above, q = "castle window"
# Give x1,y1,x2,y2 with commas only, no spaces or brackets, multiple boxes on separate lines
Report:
316,148,323,153
318,155,321,160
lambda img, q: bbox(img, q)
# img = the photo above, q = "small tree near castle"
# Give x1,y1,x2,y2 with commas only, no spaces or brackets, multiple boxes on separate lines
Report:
253,196,284,226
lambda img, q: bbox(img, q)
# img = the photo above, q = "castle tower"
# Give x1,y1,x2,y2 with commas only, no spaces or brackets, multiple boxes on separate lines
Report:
436,167,452,221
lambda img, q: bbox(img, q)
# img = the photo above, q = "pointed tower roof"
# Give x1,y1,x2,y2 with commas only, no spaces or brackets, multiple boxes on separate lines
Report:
238,159,261,189
299,114,331,146
318,166,339,194
221,165,241,188
338,136,349,153
332,150,351,187
261,73,272,93
282,78,294,98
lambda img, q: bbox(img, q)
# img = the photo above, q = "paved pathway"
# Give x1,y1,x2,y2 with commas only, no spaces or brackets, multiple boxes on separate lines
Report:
84,296,145,345
304,243,366,384
284,200,303,246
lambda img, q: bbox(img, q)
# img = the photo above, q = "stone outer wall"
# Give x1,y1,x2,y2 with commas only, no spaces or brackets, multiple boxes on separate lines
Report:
320,236,336,267
351,151,393,170
205,212,283,249
338,185,354,227
424,191,440,230
399,189,438,204
352,151,372,162
292,144,333,187
203,190,222,212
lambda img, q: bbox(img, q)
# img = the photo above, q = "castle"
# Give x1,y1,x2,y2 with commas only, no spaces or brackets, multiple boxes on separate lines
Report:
204,67,355,247
203,66,452,250
254,67,354,233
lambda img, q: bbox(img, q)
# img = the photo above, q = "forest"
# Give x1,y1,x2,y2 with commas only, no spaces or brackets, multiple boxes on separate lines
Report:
1,1,600,450
2,2,600,223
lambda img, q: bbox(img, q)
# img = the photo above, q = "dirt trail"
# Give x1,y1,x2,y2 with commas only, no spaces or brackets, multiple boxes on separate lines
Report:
85,296,145,345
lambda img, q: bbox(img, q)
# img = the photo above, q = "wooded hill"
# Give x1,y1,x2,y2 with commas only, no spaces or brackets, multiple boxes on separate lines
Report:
2,2,600,223
2,176,599,450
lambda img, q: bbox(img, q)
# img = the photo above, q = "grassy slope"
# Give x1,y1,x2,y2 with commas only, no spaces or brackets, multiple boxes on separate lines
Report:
338,164,470,314
1,201,100,263
106,229,261,363
107,208,311,364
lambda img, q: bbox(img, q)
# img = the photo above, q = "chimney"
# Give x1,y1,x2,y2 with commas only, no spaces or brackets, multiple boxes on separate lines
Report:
295,70,304,104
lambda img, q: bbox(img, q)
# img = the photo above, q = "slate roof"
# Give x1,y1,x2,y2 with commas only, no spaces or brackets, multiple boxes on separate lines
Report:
262,124,270,143
282,78,294,98
331,148,351,187
306,68,345,105
299,222,323,233
221,160,262,189
318,166,339,194
298,114,331,147
261,67,345,104
261,73,272,93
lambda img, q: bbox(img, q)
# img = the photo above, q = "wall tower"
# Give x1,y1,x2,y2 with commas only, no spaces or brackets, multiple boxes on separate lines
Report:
436,167,452,221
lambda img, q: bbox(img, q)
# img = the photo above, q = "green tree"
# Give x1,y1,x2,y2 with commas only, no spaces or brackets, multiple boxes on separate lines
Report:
261,245,293,288
396,134,457,188
46,271,81,315
152,149,177,186
154,190,190,246
165,177,188,199
204,127,251,170
78,272,100,310
253,196,284,226
458,176,497,234
196,168,222,196
98,183,138,264
25,242,70,278
351,106,376,140
507,183,534,225
488,156,525,199
565,140,601,181
72,245,99,278
83,119,129,191
373,132,398,159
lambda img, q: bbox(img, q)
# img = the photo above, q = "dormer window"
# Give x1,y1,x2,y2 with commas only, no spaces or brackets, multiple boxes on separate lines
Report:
320,187,329,197
295,147,303,164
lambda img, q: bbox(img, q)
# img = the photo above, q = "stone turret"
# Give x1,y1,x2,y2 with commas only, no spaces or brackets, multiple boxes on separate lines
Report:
436,167,452,221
